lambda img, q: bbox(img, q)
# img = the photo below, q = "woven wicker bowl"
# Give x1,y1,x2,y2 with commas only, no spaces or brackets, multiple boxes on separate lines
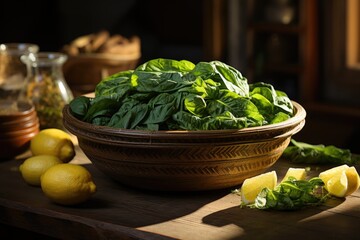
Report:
63,101,306,191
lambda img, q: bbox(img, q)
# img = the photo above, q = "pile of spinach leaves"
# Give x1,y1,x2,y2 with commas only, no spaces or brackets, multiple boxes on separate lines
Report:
69,58,294,130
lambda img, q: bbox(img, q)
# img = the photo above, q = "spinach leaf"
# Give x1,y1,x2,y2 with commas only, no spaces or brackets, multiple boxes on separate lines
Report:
107,99,140,127
188,61,249,97
69,96,91,119
203,111,248,130
270,112,290,124
252,177,329,211
172,111,208,130
180,77,214,98
83,97,121,123
250,93,274,121
134,71,190,93
145,93,178,124
125,92,155,102
250,82,293,117
92,116,112,126
95,70,134,98
221,93,264,125
211,61,249,97
282,139,360,165
136,58,195,73
184,94,207,117
109,103,148,129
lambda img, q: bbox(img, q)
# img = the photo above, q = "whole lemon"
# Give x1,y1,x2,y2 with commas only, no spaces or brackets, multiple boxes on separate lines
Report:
40,163,97,205
19,155,63,186
30,128,75,163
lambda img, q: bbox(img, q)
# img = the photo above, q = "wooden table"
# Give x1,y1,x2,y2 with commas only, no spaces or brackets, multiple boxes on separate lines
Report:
0,143,359,240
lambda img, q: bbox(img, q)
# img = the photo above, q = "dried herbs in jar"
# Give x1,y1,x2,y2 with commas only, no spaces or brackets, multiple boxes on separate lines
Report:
21,52,73,129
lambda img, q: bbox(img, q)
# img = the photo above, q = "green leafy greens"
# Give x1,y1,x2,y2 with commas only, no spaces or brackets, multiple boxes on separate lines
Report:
69,58,294,130
251,177,329,210
282,139,360,165
233,177,330,211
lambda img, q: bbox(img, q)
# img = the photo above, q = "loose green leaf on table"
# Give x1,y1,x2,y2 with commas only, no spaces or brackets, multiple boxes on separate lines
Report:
282,139,360,165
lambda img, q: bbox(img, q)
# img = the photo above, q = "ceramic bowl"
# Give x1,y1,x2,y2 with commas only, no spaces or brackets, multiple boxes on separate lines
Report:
63,101,306,191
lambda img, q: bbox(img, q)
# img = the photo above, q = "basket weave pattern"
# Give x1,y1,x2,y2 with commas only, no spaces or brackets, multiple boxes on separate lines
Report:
63,101,306,191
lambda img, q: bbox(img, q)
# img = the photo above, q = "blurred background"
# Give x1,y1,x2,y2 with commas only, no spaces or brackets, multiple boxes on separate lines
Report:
0,0,359,153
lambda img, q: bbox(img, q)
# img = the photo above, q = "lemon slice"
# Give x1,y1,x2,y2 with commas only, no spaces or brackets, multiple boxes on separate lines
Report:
319,164,349,185
281,167,306,182
345,167,360,196
241,171,277,204
326,171,348,198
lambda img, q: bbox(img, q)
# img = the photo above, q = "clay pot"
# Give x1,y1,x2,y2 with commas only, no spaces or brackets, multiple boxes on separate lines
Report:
0,101,39,160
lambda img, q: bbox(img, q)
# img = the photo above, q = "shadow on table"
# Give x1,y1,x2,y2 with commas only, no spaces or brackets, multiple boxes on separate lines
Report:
58,163,232,228
201,197,356,240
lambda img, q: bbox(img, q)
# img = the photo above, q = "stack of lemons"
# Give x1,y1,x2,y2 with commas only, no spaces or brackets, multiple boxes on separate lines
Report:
241,165,360,204
19,128,96,206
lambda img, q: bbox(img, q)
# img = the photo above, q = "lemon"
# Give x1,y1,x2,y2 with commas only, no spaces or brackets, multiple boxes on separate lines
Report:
19,155,63,186
345,167,360,196
319,164,349,184
240,171,277,204
326,171,348,198
40,163,96,205
319,164,360,197
30,128,75,163
281,167,307,182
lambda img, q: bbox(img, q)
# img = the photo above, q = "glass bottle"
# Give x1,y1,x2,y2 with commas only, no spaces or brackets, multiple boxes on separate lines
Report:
0,43,39,103
20,52,74,130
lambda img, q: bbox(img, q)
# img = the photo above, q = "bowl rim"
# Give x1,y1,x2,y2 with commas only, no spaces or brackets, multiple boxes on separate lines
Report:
0,101,36,119
65,52,141,61
63,101,306,142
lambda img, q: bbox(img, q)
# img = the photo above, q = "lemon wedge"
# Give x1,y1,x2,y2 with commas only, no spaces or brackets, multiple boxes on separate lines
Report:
326,171,348,198
240,171,277,204
281,167,307,182
319,164,349,184
345,166,360,196
319,164,360,197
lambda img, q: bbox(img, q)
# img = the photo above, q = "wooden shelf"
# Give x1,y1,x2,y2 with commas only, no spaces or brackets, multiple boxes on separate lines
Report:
303,102,360,119
245,0,318,103
248,23,303,34
263,64,302,74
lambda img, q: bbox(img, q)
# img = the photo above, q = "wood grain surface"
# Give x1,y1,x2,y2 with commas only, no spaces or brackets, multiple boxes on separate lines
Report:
0,145,359,240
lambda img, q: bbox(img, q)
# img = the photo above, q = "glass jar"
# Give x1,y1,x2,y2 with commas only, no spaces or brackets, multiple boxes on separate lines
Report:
20,52,74,130
0,43,39,102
